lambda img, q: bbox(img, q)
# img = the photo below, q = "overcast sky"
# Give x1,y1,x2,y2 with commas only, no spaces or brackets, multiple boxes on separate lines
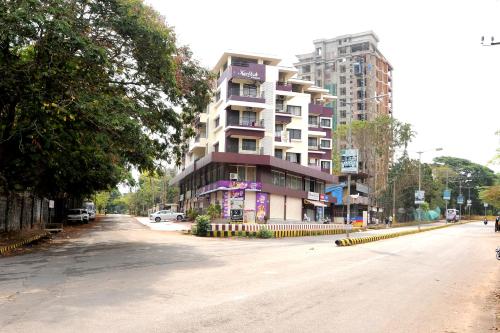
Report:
147,0,499,171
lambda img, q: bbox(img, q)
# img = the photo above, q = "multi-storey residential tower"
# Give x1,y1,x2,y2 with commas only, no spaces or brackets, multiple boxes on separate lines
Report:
295,31,393,222
171,51,337,223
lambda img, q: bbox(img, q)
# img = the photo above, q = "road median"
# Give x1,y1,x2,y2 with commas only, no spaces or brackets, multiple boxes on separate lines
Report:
335,221,470,246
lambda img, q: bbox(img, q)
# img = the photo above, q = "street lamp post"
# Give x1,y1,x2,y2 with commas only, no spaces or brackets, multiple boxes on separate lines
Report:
416,148,443,230
344,93,390,235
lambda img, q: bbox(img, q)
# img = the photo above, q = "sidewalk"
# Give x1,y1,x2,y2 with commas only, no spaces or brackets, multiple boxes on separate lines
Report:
134,216,192,232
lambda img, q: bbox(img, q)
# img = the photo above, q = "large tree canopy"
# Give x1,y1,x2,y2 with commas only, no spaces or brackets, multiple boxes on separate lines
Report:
0,0,212,197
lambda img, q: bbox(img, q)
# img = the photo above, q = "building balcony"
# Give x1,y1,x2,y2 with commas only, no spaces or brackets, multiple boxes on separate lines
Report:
227,88,266,104
225,120,265,139
308,103,333,117
276,81,292,92
217,63,266,86
275,104,302,116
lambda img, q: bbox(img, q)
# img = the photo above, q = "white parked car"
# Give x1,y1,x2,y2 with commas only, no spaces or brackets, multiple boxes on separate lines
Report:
67,209,90,223
150,210,184,222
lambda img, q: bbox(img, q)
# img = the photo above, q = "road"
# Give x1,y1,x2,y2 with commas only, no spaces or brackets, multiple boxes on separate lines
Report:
0,215,498,333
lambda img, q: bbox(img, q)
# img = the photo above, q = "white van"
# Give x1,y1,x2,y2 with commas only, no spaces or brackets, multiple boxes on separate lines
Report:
446,209,459,222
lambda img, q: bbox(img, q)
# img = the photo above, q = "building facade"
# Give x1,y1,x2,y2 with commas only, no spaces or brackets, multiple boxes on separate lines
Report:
171,51,337,223
295,31,393,223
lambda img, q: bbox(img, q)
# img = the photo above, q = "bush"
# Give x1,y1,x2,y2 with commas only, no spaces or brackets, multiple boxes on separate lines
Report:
207,204,222,220
256,227,274,239
195,214,211,236
187,208,199,221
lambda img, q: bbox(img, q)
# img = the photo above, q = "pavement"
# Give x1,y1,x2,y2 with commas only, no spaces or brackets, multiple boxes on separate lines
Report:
0,214,498,333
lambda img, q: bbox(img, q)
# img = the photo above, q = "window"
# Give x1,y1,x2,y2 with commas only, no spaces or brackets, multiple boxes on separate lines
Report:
315,80,322,87
339,98,346,107
241,111,257,126
338,47,346,55
287,129,301,140
275,149,283,159
316,47,322,56
214,142,219,152
303,75,311,81
320,139,332,149
320,118,332,128
340,110,347,118
340,87,346,96
214,116,220,128
286,152,301,164
242,139,256,151
316,181,325,193
246,166,256,181
274,124,283,137
286,105,301,116
308,115,318,127
286,174,302,190
357,90,365,99
308,137,318,149
316,69,322,77
237,166,245,181
340,121,346,125
276,99,284,112
357,79,365,87
302,65,311,73
357,103,365,111
340,65,346,73
272,170,285,187
243,84,257,97
215,90,221,101
340,76,346,84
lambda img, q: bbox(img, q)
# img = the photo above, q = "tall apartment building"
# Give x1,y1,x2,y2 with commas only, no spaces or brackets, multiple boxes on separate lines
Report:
170,51,337,223
295,31,393,220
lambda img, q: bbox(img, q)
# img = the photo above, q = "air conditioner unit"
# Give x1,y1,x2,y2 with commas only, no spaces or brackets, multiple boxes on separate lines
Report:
229,173,238,181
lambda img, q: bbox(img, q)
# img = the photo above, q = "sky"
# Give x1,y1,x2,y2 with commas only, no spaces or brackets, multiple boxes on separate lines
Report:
147,0,500,171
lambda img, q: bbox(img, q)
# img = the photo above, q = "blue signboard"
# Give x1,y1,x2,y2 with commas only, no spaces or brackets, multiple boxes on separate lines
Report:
443,190,451,201
457,195,464,204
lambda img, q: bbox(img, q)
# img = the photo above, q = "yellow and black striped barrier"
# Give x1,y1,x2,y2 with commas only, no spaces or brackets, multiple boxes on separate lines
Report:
335,222,470,246
199,227,358,238
0,232,50,255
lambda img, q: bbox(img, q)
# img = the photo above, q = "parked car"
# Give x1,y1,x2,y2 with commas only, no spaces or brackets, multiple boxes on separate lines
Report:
67,209,90,224
446,209,459,222
149,210,184,222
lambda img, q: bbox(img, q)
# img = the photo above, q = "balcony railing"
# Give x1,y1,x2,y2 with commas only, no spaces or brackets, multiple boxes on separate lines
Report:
276,81,292,92
275,104,301,116
308,145,319,150
227,88,266,103
227,119,264,128
274,131,290,143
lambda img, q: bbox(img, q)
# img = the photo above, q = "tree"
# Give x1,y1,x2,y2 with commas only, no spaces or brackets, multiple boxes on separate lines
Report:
479,185,500,210
433,156,496,214
95,191,111,213
0,0,212,198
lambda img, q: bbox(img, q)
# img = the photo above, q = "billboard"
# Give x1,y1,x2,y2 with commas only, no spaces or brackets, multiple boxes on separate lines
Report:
443,189,451,201
415,190,425,204
255,192,268,222
341,149,359,173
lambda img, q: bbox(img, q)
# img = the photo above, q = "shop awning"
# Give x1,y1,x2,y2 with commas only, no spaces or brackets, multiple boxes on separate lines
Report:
304,199,327,207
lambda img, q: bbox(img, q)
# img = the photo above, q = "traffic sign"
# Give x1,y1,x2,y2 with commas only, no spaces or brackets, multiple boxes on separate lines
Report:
457,195,464,204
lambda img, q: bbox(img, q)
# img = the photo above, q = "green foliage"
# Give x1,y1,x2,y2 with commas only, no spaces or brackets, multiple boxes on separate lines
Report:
256,227,274,239
95,191,111,213
0,0,212,197
479,185,500,209
126,169,179,216
194,215,210,236
207,204,221,220
186,208,199,221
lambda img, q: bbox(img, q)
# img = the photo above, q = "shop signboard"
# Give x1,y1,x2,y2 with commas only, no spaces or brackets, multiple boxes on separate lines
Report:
307,192,320,201
197,180,262,196
223,191,230,218
255,192,268,222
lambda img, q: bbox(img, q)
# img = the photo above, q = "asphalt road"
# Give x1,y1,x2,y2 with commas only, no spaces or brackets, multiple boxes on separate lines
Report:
0,215,498,333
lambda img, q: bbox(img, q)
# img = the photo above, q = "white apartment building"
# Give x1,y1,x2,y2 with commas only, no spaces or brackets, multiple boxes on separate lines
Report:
171,51,338,223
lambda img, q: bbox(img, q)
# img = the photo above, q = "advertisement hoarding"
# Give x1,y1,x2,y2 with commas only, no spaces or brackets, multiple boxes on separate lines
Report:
341,149,359,174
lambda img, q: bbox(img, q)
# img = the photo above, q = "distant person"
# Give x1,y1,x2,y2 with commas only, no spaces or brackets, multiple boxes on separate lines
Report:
303,213,310,223
495,216,499,232
389,215,393,226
